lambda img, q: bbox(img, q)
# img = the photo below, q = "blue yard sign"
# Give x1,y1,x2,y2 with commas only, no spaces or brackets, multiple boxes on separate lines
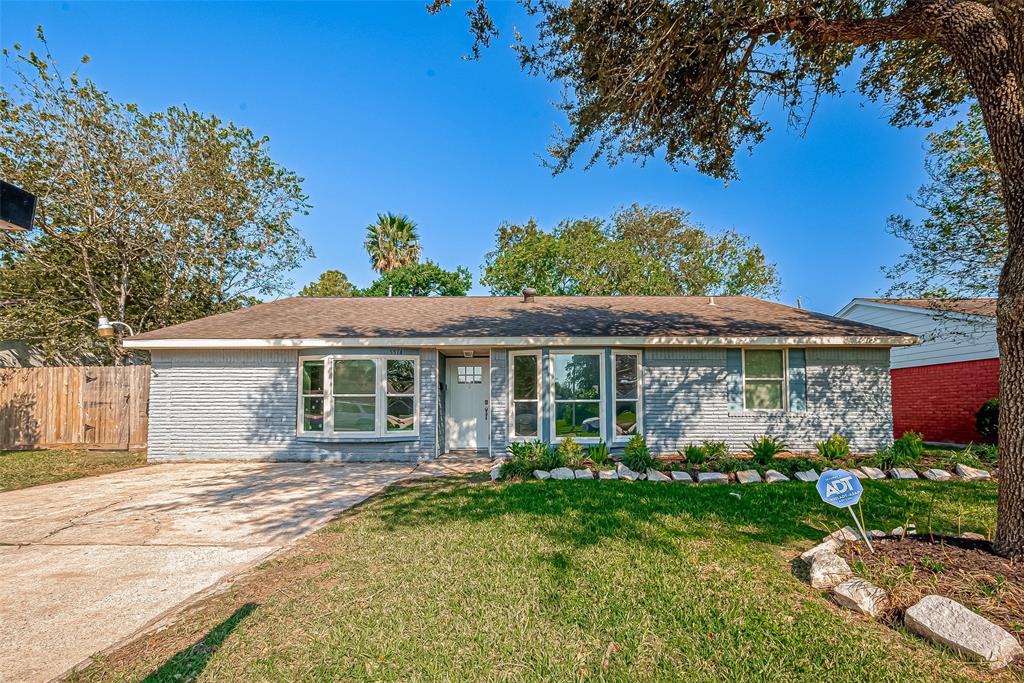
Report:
815,469,874,552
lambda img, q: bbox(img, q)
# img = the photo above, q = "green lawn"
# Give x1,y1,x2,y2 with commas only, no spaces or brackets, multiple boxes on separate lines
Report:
73,477,1015,682
0,448,147,491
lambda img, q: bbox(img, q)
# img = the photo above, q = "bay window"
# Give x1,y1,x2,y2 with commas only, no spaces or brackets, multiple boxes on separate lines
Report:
613,351,641,439
743,349,786,410
552,351,602,440
509,351,540,438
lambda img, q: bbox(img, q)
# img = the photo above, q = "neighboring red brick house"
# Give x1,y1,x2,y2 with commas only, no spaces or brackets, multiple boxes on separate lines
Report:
837,298,998,444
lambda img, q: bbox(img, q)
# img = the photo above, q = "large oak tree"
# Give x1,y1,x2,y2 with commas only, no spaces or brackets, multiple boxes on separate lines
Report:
434,0,1024,558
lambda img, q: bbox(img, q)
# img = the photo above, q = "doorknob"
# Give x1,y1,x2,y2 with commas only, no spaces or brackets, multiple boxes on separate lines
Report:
484,398,489,420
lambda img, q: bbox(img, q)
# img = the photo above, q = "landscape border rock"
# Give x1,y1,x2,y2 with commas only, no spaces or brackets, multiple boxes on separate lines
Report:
904,595,1024,668
832,578,888,618
697,472,728,484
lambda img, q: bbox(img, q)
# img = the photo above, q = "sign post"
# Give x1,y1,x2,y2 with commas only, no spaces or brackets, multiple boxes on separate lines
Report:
816,469,874,553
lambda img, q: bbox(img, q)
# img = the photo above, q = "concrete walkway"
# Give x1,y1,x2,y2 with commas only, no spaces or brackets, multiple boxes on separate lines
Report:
0,461,420,682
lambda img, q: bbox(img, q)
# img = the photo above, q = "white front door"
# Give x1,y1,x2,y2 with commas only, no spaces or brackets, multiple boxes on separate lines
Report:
446,358,490,451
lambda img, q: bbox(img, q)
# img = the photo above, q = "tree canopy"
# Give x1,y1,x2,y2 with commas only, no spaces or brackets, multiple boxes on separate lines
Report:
358,261,472,297
364,213,421,273
298,269,355,297
481,205,780,298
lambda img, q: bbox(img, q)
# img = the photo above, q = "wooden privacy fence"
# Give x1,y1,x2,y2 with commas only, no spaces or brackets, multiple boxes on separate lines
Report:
0,366,150,450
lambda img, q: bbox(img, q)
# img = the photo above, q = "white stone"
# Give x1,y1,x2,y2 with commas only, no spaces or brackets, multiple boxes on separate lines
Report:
616,463,641,481
827,526,861,544
550,467,575,480
808,551,854,589
956,463,992,481
960,532,986,541
891,524,917,538
905,595,1023,668
671,471,693,483
849,468,867,479
736,469,763,484
490,464,503,481
574,469,594,480
923,468,953,481
533,470,551,480
860,466,887,480
764,469,790,483
794,470,819,482
832,578,888,618
646,468,671,482
869,530,887,540
598,469,618,480
697,472,729,484
890,468,919,480
800,539,841,563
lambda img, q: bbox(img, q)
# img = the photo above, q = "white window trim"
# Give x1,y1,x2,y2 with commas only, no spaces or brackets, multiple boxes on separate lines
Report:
296,354,420,437
741,347,788,412
548,349,605,444
507,350,542,441
611,350,643,443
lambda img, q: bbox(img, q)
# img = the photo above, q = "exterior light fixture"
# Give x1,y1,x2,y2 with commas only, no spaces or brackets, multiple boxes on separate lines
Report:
97,316,134,338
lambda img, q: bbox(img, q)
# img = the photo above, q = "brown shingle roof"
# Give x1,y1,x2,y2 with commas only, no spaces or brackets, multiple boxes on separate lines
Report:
127,296,913,344
860,298,996,318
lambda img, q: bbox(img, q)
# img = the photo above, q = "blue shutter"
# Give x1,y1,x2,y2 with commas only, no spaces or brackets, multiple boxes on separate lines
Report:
726,349,743,412
788,348,806,412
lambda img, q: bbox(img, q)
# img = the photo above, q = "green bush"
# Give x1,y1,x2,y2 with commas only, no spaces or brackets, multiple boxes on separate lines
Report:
747,435,787,467
976,398,998,442
501,440,563,478
863,433,923,471
714,457,750,474
935,443,998,471
621,434,656,472
767,456,820,477
587,440,610,468
702,440,730,460
814,433,850,463
557,436,586,469
680,443,706,466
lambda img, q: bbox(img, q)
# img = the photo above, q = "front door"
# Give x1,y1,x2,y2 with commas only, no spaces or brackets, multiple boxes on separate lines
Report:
446,358,490,451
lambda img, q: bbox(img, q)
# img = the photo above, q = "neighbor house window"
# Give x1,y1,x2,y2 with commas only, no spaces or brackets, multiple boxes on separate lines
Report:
298,355,419,436
743,349,786,410
509,351,540,438
613,352,641,439
551,351,602,440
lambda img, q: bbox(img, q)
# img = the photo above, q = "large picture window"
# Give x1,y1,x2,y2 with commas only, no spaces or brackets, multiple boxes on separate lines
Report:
613,352,641,439
743,349,786,410
552,351,602,440
298,355,419,436
509,351,540,438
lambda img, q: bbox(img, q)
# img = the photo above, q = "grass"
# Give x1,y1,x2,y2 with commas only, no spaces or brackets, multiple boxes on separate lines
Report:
71,477,1016,682
0,448,147,491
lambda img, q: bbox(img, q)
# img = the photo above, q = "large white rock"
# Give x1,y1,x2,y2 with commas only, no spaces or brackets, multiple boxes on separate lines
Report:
808,551,853,589
956,463,992,481
764,469,790,483
598,469,618,480
794,470,819,482
646,468,671,482
849,468,867,479
697,472,729,484
905,595,1023,668
736,469,763,484
490,463,503,481
960,531,986,541
827,526,861,544
550,467,575,480
860,466,887,480
533,470,551,480
574,468,594,480
671,471,693,483
923,468,953,481
832,578,888,618
890,468,919,480
616,463,641,481
800,539,841,563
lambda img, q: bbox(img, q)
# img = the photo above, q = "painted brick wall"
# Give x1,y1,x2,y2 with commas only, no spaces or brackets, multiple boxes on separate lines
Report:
891,357,999,444
149,348,437,462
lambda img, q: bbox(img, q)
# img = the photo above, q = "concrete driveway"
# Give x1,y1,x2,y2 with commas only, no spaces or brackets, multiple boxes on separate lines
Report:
0,461,418,682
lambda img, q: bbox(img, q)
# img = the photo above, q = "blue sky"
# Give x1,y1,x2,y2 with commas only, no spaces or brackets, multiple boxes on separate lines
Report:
1,1,956,314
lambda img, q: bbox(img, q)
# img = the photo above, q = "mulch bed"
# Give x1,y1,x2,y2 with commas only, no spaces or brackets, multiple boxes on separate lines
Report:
840,536,1023,635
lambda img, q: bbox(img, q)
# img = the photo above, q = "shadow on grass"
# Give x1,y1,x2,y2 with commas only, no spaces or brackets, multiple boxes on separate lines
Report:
140,603,258,683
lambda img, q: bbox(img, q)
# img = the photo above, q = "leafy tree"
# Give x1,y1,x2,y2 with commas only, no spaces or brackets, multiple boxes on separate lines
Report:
481,205,780,297
0,32,311,364
298,269,355,297
357,261,472,297
364,213,421,273
885,105,1005,299
432,0,1024,558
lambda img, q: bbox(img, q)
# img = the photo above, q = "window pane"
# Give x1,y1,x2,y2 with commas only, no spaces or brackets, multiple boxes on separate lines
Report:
303,397,324,432
615,354,638,399
334,397,376,432
387,359,415,395
553,354,600,400
555,401,600,437
456,366,482,384
334,359,376,395
386,396,415,432
513,400,538,437
745,380,783,409
745,350,784,379
302,361,323,393
615,401,638,435
512,355,538,400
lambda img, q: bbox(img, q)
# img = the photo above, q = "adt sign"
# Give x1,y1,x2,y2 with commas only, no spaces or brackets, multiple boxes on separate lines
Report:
816,470,863,508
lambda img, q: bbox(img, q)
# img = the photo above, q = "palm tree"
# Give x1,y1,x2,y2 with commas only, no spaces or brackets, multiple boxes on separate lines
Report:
364,213,421,273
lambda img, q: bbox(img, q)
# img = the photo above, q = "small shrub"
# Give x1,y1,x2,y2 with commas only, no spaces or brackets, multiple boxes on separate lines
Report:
558,436,586,469
976,398,998,442
815,433,850,463
680,443,706,466
587,440,610,468
767,456,820,477
621,434,656,472
747,435,787,467
892,431,924,463
500,440,562,478
702,440,730,461
714,457,749,474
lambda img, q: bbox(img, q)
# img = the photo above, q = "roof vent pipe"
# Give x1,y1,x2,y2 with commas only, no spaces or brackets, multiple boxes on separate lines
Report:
708,296,716,306
522,287,537,303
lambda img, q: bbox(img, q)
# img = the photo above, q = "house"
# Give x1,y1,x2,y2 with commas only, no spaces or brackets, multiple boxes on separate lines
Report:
836,298,998,444
123,294,916,462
